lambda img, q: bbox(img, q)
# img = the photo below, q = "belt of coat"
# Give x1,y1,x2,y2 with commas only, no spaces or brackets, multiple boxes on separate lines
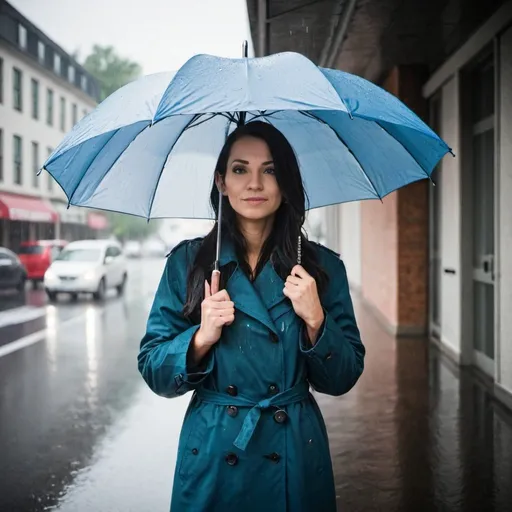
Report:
196,380,310,451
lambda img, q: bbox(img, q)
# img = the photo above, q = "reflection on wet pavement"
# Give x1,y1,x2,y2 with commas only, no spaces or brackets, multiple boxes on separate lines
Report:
1,259,512,511
315,298,512,511
0,260,166,512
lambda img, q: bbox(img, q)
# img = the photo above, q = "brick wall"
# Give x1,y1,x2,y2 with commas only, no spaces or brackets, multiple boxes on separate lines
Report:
397,66,429,332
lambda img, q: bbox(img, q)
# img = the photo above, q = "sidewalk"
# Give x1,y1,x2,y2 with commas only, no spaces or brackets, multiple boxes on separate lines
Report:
316,298,512,511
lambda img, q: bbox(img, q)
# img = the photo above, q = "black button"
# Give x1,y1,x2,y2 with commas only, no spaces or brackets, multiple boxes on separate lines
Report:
226,405,238,417
325,352,333,361
225,452,238,466
226,385,238,397
192,448,198,455
269,332,279,343
268,384,279,396
273,409,288,424
264,452,281,463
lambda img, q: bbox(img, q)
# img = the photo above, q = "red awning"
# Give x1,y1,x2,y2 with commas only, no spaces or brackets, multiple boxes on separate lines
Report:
0,192,59,223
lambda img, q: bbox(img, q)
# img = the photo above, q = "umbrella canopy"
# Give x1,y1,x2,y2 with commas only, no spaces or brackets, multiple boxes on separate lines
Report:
42,51,451,220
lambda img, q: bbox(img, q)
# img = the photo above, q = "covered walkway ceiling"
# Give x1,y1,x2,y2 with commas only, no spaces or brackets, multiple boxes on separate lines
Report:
246,0,505,83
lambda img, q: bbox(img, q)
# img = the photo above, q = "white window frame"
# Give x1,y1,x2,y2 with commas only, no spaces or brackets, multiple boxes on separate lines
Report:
18,24,27,49
38,41,45,64
54,53,61,74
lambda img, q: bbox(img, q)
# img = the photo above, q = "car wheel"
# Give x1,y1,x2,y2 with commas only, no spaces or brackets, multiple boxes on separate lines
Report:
93,278,106,301
46,290,57,302
16,276,26,293
116,273,127,296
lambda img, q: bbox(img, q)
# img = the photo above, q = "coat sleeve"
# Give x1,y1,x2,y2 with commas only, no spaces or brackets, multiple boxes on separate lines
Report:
300,255,365,397
138,244,214,398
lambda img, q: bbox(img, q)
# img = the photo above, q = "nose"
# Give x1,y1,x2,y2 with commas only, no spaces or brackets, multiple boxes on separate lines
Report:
247,171,263,190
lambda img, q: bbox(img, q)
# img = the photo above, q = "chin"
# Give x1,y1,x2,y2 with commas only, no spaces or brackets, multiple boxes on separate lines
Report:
234,205,278,221
237,210,273,221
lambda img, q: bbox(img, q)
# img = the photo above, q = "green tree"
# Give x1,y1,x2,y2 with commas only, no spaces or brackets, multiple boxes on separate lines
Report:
83,44,142,101
107,212,159,242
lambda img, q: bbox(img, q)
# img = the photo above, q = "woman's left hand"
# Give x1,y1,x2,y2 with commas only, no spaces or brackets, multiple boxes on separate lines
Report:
283,265,325,343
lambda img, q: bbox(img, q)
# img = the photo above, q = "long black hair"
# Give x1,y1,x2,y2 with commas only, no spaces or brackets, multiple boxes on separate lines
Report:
183,121,328,323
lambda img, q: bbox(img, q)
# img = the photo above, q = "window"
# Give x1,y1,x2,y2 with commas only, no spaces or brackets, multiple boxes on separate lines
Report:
32,141,39,188
0,129,3,182
13,68,22,111
53,53,61,74
38,41,45,63
0,58,3,104
81,74,87,91
68,65,75,83
47,147,53,191
18,24,27,49
60,96,66,132
31,78,39,120
106,246,121,258
72,103,77,125
13,135,22,185
46,88,53,126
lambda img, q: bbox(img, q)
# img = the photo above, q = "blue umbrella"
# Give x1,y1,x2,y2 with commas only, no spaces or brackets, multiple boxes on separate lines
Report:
42,45,451,269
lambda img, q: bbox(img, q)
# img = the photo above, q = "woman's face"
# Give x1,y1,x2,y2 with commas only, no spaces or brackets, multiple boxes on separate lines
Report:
221,136,283,221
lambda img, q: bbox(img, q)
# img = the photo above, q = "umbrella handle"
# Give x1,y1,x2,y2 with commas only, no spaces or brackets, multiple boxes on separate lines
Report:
211,269,221,295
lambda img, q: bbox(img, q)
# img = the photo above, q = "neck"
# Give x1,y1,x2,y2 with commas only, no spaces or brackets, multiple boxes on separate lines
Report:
237,216,274,261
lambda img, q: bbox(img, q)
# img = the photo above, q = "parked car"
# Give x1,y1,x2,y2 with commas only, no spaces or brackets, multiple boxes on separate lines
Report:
18,240,68,285
44,240,127,302
124,240,142,258
142,238,168,258
0,247,27,293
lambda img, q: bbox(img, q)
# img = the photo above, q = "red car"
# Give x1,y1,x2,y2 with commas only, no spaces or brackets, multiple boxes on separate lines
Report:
18,240,68,284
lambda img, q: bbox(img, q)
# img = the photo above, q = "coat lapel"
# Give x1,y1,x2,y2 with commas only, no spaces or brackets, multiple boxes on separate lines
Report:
219,236,292,334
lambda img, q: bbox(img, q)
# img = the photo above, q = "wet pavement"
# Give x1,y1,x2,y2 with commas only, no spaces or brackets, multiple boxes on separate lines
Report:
0,259,511,511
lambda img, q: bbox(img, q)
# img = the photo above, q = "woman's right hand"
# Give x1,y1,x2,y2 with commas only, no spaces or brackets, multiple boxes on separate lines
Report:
195,280,235,348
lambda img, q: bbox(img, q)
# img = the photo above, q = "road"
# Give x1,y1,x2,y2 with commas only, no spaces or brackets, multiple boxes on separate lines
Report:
0,258,189,512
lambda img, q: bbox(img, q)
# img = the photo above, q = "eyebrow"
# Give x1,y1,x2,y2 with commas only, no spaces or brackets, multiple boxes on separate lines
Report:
231,159,274,165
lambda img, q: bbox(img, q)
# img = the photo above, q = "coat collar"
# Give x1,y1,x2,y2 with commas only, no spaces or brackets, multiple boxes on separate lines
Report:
219,235,291,334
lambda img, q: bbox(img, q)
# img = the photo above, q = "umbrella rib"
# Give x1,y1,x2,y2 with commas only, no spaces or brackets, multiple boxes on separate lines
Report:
299,111,383,202
374,121,431,178
147,114,199,220
251,110,282,121
186,113,217,130
67,127,122,206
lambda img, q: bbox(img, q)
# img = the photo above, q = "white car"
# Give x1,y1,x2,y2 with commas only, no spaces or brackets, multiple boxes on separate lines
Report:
124,240,142,258
44,240,127,302
142,238,168,258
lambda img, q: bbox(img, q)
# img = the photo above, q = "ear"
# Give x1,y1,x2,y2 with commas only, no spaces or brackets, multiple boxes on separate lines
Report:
215,173,227,196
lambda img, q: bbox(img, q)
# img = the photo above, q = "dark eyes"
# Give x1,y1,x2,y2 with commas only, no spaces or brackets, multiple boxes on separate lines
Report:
232,167,275,175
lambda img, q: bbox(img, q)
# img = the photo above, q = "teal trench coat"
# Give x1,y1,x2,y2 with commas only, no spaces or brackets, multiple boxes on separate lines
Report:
138,237,365,512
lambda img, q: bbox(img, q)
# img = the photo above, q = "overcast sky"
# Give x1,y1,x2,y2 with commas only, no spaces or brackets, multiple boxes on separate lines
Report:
10,0,254,74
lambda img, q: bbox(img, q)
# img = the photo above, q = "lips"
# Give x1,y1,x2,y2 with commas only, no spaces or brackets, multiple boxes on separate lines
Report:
243,198,267,204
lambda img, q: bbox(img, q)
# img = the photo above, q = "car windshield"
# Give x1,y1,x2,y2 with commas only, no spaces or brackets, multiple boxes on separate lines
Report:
55,249,101,262
18,246,44,255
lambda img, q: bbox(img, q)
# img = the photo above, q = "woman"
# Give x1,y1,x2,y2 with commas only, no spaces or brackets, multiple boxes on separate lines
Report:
138,121,365,511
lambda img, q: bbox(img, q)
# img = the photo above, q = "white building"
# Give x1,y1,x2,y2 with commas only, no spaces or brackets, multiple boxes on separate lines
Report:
0,0,108,251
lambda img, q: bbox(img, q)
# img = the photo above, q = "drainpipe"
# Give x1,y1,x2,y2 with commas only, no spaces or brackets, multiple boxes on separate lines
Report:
257,0,268,56
320,0,358,68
